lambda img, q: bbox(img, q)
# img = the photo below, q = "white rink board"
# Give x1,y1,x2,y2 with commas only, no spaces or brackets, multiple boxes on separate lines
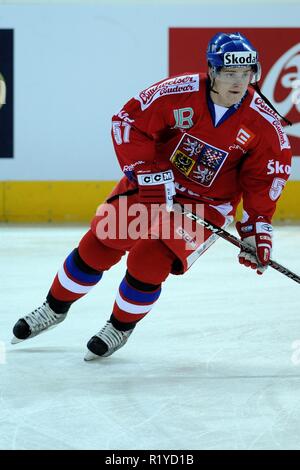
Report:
0,225,300,450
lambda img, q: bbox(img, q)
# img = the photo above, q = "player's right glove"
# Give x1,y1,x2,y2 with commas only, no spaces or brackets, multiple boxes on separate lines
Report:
136,166,176,212
236,216,273,275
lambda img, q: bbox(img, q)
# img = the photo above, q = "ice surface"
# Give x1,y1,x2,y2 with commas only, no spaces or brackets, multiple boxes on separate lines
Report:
0,224,299,450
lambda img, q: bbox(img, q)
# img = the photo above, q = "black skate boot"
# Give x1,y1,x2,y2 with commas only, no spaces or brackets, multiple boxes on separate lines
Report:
85,320,135,360
11,301,67,344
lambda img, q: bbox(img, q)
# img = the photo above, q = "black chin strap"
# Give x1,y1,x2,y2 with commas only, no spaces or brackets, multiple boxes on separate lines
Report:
207,74,219,94
251,82,292,126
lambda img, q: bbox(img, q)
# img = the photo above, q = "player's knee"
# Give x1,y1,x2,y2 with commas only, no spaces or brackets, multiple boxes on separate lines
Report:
127,239,176,285
78,229,124,271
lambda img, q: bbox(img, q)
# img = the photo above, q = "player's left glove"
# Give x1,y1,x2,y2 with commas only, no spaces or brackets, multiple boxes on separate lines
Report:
136,166,176,212
236,216,273,275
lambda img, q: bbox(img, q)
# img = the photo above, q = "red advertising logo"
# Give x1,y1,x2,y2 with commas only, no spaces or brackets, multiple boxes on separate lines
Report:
169,28,300,155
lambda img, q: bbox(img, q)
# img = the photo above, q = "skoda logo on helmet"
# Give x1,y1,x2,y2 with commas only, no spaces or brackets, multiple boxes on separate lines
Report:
224,51,257,66
207,32,262,84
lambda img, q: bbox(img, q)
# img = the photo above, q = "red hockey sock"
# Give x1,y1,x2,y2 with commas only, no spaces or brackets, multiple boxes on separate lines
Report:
111,239,176,327
112,271,162,327
47,230,125,313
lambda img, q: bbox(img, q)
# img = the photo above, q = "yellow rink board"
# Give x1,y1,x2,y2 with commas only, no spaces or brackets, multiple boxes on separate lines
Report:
0,180,299,223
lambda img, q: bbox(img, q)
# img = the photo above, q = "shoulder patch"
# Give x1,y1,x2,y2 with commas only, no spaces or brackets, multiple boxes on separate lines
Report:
136,74,199,111
250,92,291,150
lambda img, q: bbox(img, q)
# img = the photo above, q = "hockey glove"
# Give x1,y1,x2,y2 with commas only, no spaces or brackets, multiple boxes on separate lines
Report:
236,217,273,275
136,167,176,211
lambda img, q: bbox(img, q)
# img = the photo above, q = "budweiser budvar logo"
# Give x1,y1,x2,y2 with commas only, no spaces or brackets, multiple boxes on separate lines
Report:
251,95,290,150
254,96,278,119
137,74,199,110
262,43,300,140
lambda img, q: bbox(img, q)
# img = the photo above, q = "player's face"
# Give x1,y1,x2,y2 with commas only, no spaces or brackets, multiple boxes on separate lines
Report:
209,67,253,107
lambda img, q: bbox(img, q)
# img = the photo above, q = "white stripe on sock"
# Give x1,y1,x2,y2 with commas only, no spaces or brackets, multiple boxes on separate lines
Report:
58,267,93,294
116,292,154,314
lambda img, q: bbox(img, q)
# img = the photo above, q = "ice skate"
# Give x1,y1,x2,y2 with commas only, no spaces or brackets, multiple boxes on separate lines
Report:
84,320,135,360
11,301,67,344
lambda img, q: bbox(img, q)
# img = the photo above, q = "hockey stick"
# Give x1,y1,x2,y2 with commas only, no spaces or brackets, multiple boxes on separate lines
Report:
177,205,300,284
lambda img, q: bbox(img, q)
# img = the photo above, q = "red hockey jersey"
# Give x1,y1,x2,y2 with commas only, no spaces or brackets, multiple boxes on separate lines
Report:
111,73,292,221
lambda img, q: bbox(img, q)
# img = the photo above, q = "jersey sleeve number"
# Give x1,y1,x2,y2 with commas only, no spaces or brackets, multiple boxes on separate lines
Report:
112,121,131,145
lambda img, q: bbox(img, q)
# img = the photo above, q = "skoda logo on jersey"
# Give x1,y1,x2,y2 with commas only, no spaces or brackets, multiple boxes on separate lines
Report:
224,51,257,66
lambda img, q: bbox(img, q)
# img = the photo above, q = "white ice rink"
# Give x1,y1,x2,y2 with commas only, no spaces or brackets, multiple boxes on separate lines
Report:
0,224,300,450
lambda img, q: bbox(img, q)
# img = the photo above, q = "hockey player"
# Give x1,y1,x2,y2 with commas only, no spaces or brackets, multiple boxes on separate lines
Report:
11,32,292,360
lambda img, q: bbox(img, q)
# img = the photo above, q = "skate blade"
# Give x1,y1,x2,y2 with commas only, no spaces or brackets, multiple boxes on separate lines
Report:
11,336,25,345
84,350,107,361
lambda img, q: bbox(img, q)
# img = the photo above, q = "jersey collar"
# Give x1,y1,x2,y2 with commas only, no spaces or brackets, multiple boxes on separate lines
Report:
206,79,248,127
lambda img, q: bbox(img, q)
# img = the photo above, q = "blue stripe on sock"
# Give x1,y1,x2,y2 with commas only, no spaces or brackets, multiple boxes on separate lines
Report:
65,251,103,284
120,278,161,304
